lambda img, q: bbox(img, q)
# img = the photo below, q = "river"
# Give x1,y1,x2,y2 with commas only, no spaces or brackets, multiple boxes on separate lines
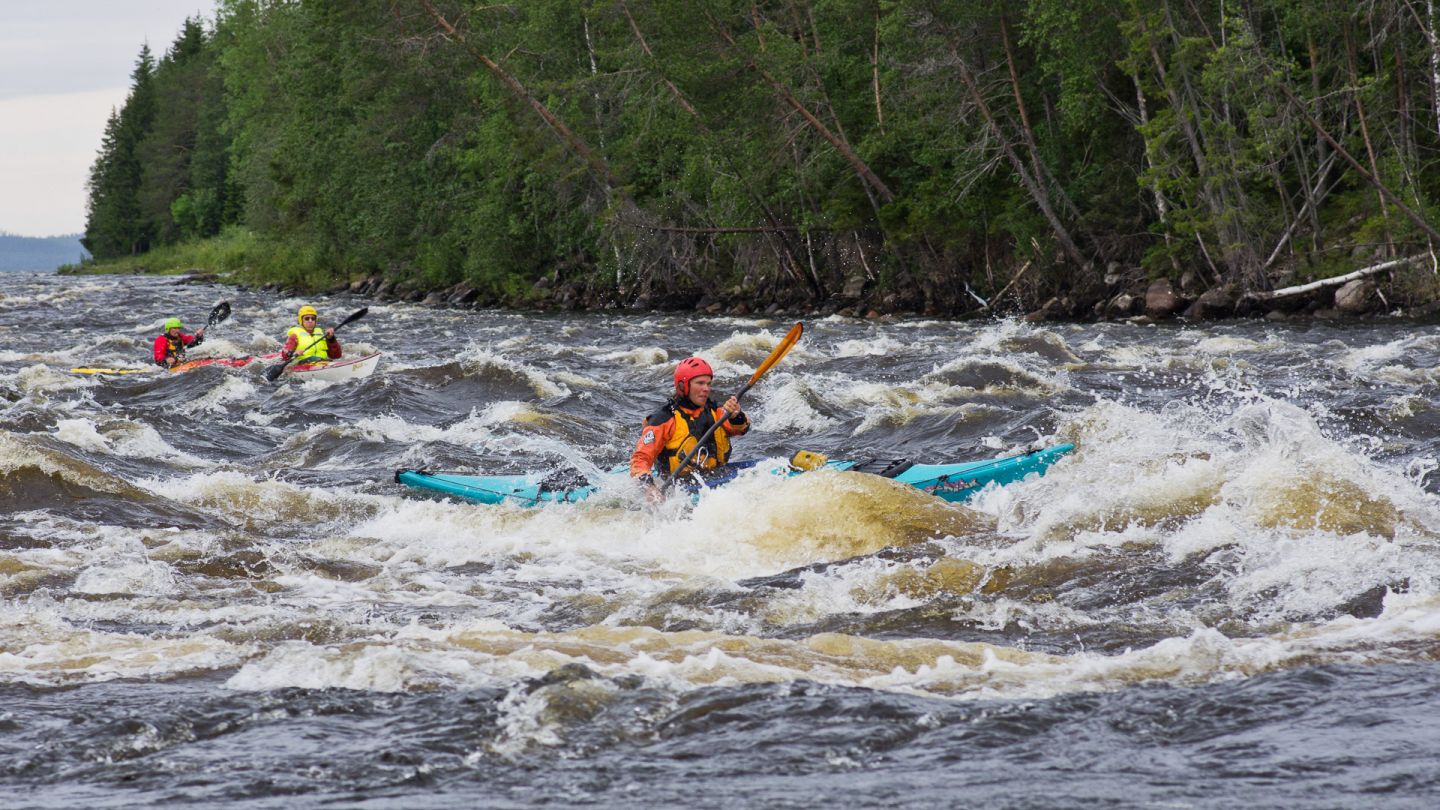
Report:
2,272,1438,808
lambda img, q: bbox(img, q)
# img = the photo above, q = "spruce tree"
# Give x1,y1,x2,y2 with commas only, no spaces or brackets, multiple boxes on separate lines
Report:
82,45,157,259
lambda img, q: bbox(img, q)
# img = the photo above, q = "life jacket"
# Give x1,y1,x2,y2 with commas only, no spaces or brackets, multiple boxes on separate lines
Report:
652,398,733,474
286,325,331,362
163,335,187,365
156,332,198,366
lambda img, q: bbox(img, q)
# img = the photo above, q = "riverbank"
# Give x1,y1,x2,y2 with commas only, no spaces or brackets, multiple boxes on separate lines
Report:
60,229,1440,323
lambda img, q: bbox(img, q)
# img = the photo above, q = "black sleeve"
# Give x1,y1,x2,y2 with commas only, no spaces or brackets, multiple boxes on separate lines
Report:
644,399,675,427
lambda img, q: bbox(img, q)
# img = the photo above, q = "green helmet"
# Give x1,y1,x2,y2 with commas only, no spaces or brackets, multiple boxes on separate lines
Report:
164,317,183,330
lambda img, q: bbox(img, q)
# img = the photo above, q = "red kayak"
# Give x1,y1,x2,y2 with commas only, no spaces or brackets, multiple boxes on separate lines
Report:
170,353,280,373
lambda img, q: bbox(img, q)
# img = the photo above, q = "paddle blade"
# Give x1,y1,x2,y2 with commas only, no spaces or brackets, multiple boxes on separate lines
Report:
207,301,231,328
337,306,368,328
746,322,803,388
262,362,288,383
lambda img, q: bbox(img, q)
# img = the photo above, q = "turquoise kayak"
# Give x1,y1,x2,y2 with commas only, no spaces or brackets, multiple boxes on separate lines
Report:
394,443,1075,507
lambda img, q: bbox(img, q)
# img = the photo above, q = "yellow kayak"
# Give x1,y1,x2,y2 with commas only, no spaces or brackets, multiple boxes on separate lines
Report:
69,367,156,375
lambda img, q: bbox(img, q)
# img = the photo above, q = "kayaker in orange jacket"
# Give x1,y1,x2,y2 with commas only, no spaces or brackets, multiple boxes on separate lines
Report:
631,357,750,496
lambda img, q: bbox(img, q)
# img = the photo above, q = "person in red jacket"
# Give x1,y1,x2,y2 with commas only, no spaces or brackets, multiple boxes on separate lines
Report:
630,357,749,497
152,317,206,367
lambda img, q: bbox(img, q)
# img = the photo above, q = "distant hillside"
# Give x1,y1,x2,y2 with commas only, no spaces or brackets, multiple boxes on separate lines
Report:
0,233,88,272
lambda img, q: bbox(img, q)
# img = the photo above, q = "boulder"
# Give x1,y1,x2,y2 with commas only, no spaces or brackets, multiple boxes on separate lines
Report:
351,274,383,295
449,284,480,305
1145,279,1187,317
1334,279,1377,314
1107,292,1142,317
1186,287,1236,320
1024,296,1071,322
1405,300,1440,319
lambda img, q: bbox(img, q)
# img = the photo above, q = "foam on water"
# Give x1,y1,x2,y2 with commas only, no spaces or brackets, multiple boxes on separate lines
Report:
598,346,669,367
706,326,814,373
17,363,91,394
1191,334,1276,354
0,605,249,686
145,469,387,529
53,417,207,465
833,335,908,358
751,377,838,433
977,388,1440,633
279,405,541,458
454,346,569,398
0,431,151,496
73,558,180,596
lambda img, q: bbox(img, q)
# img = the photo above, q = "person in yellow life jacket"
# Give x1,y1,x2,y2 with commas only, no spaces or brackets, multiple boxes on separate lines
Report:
280,305,341,363
152,317,206,367
630,357,749,496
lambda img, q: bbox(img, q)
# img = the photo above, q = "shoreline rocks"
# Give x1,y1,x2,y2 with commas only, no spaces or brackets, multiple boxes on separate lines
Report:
120,266,1440,323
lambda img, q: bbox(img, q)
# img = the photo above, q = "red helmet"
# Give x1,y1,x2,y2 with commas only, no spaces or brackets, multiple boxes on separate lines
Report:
673,357,713,396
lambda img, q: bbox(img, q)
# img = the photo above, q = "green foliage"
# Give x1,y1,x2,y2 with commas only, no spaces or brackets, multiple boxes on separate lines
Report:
83,46,158,259
65,226,273,277
80,0,1440,309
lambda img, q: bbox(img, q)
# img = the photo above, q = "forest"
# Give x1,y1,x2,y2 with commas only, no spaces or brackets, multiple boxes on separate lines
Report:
74,0,1440,318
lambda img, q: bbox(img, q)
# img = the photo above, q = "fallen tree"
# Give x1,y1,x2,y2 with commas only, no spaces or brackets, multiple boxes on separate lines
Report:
1241,254,1433,301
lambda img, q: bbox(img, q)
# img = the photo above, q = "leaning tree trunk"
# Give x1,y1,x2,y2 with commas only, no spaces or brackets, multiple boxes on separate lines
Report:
948,43,1091,270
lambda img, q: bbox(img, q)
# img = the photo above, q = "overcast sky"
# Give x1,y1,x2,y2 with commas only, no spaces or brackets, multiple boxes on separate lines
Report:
0,2,217,237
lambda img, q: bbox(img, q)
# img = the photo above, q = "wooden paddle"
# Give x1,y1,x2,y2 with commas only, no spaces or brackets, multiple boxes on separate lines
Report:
263,307,368,382
660,322,803,491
